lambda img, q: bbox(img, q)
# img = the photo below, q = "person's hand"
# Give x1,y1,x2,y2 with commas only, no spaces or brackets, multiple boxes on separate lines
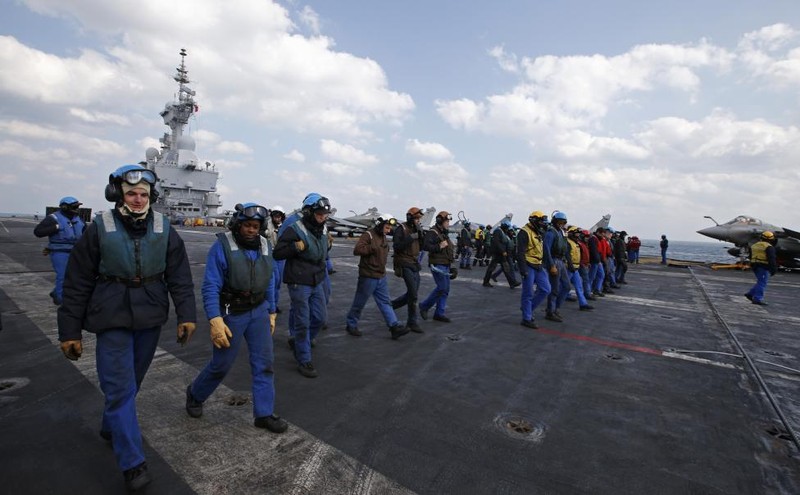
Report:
410,232,419,239
60,340,82,361
269,313,277,335
439,240,448,249
209,317,233,349
295,240,306,252
177,322,196,345
549,266,558,276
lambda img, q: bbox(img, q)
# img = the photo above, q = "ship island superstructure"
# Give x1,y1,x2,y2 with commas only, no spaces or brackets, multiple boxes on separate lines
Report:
143,49,221,223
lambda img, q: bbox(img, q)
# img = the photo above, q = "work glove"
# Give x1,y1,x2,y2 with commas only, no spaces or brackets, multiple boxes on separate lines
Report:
269,313,277,335
295,240,306,252
549,266,558,276
60,340,82,361
177,322,196,346
209,317,233,349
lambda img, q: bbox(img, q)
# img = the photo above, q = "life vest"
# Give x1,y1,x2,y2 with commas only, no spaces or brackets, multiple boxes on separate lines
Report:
428,226,454,265
48,210,85,252
218,231,273,313
474,228,483,241
548,226,568,258
520,224,544,265
750,241,771,265
567,238,581,267
291,220,328,264
96,210,168,280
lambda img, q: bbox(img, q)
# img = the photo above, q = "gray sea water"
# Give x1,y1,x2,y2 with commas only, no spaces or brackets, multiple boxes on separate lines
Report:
638,239,734,263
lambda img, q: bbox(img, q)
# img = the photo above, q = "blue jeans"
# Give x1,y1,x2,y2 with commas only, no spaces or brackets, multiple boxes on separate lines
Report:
420,264,450,317
288,283,327,364
392,267,421,325
746,265,770,303
96,326,161,471
589,262,605,292
661,248,667,264
459,247,473,268
547,259,570,313
190,302,275,418
579,266,592,299
520,264,551,321
346,276,398,328
50,250,70,303
569,270,588,306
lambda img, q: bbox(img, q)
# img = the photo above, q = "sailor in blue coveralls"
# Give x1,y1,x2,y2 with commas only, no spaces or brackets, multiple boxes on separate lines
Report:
185,202,288,433
274,193,332,378
33,196,86,304
57,164,197,492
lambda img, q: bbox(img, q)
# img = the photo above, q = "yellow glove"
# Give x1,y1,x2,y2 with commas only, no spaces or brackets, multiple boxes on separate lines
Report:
60,340,82,361
549,266,558,276
269,313,277,335
177,322,196,346
295,240,306,252
209,317,233,349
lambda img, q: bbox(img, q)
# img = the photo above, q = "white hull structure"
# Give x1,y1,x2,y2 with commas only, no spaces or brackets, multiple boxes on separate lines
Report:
143,49,221,223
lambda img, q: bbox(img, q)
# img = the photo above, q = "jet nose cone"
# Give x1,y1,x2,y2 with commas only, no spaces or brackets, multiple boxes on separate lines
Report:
697,226,727,241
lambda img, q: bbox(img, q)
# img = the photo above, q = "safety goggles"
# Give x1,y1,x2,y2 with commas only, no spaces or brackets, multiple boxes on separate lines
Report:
310,197,331,213
237,204,268,220
121,169,157,186
439,214,452,221
384,217,398,226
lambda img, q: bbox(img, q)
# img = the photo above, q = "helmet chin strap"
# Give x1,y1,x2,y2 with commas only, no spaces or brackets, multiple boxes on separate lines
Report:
120,202,150,219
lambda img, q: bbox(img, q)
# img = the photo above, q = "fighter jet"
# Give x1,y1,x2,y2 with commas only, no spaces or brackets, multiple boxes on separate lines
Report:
326,207,384,237
450,211,513,234
589,213,612,233
697,215,800,269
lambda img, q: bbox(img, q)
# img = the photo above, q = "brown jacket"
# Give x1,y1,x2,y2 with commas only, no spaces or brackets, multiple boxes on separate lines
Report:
353,228,389,278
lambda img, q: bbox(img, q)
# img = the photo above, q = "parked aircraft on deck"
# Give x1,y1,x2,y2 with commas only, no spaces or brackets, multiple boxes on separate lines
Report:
697,215,800,269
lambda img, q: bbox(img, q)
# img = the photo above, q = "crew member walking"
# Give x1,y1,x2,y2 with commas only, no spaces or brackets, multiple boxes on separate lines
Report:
185,202,288,434
516,211,552,329
57,164,196,491
420,211,455,322
392,207,426,333
745,231,777,306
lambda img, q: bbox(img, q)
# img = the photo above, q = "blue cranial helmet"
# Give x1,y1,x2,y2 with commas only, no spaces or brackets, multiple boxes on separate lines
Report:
552,211,568,222
301,193,331,216
59,196,81,207
105,164,159,203
229,202,268,231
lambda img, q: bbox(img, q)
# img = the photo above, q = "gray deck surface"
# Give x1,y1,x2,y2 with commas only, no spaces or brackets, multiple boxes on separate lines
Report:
1,217,798,494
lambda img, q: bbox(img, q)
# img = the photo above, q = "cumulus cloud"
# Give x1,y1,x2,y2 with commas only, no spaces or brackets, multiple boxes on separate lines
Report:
320,139,378,165
0,119,127,157
69,108,131,126
216,140,253,154
320,162,362,176
405,139,454,161
283,149,306,162
1,1,414,138
737,23,800,87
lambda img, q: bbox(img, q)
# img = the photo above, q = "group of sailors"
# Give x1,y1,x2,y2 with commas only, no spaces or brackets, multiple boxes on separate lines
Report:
451,212,633,327
36,163,648,492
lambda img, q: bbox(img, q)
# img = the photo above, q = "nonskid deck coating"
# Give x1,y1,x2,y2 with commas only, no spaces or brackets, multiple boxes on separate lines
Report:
1,218,798,494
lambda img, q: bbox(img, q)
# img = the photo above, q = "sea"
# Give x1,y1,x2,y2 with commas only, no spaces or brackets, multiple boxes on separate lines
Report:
638,239,734,264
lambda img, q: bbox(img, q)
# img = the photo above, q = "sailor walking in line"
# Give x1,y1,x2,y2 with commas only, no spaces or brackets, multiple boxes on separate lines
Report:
57,164,196,491
420,211,456,323
273,193,332,378
391,207,426,334
345,215,409,339
33,196,86,305
517,211,552,329
186,202,288,433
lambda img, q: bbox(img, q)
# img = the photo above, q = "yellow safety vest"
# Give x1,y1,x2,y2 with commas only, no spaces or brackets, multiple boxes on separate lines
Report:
521,224,544,265
750,241,770,265
567,238,581,266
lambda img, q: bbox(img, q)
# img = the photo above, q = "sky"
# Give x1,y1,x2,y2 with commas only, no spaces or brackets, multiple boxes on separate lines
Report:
1,0,799,241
